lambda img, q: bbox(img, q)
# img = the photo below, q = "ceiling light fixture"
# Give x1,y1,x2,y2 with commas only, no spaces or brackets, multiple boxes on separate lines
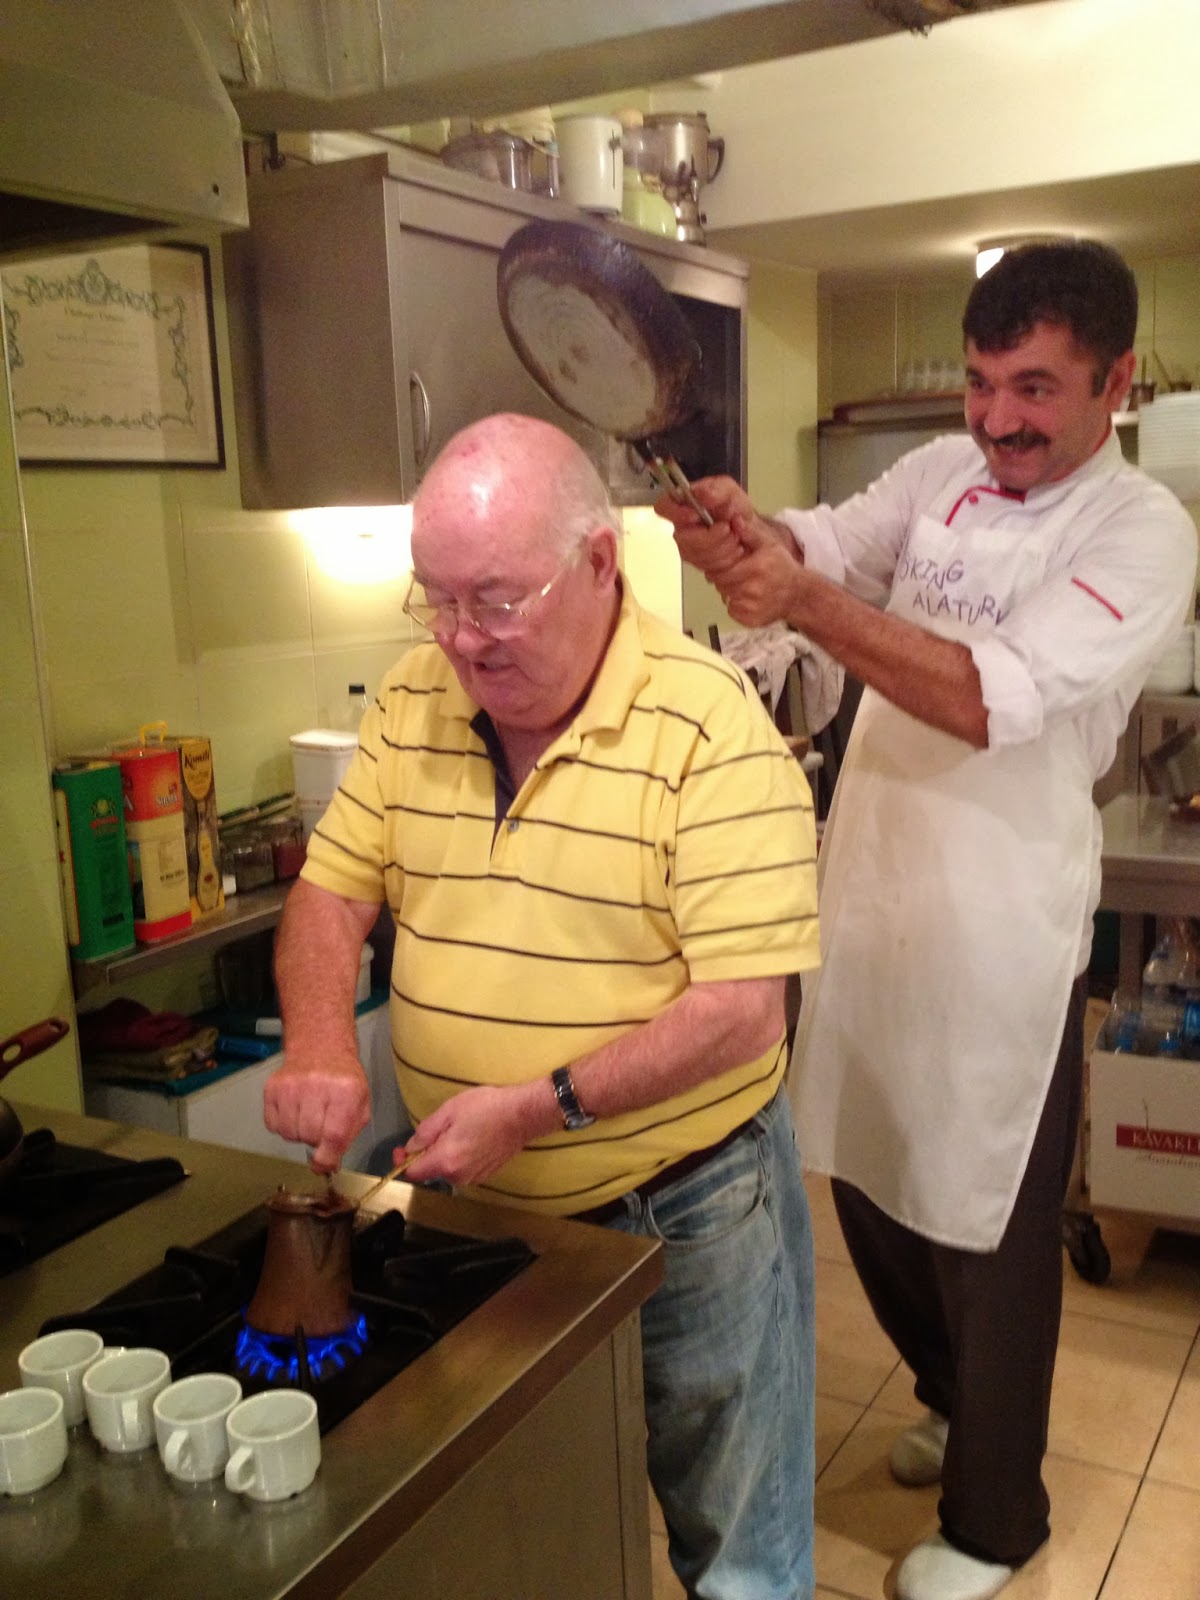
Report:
974,233,1073,278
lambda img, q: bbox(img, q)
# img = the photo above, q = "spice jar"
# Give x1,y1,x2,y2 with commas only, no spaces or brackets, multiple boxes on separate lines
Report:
261,815,306,881
225,836,275,895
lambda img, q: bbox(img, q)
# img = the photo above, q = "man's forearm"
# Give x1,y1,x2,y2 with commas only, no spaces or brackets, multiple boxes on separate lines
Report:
786,563,989,748
274,878,379,1053
567,975,786,1126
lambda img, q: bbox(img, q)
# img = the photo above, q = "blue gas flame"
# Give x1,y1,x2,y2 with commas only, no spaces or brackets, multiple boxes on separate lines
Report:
235,1313,369,1383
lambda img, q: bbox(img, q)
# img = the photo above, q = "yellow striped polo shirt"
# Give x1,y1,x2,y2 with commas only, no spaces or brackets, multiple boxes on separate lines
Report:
301,585,820,1215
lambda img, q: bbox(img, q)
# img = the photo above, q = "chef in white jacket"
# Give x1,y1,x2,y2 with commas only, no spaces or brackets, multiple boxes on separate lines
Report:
655,240,1197,1600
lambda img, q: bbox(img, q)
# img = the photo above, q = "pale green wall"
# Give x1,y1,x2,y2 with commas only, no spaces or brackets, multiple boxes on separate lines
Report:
0,297,79,1108
18,238,415,814
0,237,417,1102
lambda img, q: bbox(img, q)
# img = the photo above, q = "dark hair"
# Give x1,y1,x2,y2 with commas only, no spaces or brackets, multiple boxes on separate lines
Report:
963,240,1137,392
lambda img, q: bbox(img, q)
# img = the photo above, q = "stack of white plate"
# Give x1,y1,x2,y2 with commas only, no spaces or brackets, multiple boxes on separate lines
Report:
1144,624,1196,695
1138,393,1200,502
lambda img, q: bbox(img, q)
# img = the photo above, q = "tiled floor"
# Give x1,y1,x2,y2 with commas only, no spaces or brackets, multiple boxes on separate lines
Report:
648,1177,1200,1599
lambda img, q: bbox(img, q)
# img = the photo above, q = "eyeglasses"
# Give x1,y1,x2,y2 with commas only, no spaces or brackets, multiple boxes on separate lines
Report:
403,552,578,640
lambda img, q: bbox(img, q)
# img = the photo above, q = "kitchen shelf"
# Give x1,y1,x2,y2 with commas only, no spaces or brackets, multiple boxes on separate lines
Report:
1139,691,1200,719
71,881,291,997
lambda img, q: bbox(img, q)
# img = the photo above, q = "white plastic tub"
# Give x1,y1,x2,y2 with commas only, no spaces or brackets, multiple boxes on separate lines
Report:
289,729,357,804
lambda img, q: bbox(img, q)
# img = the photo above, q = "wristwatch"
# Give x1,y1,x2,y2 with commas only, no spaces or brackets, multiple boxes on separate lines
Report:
551,1066,596,1131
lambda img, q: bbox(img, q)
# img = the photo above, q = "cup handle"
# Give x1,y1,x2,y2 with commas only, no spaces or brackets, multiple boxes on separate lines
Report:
164,1429,190,1474
225,1444,256,1494
120,1397,142,1438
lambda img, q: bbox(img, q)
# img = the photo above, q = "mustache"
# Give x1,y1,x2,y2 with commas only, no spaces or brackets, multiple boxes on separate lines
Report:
975,426,1050,451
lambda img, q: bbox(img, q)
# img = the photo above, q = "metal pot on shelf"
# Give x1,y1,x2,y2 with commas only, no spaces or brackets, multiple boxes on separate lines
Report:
440,131,535,193
642,112,725,244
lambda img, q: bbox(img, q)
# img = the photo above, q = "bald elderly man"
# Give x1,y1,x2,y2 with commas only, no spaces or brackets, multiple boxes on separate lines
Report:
264,413,822,1600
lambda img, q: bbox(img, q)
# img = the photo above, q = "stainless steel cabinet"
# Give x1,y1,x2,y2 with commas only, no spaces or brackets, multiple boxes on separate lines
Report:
224,148,747,509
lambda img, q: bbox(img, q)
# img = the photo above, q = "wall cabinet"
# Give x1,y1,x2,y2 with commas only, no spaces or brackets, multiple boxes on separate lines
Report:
223,149,747,510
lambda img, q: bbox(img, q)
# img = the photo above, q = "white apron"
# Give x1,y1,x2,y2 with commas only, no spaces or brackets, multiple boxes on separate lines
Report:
792,495,1095,1250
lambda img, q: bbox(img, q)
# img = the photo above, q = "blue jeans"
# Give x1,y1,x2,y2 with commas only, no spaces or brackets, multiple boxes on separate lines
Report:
606,1086,816,1600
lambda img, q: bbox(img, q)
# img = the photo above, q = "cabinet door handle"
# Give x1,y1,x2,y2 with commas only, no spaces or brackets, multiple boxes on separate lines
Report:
409,371,431,468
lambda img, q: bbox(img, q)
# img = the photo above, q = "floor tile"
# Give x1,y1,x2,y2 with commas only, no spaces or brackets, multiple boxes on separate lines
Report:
1147,1339,1200,1491
1062,1213,1200,1338
815,1256,903,1406
872,1364,925,1421
814,1405,939,1599
1099,1480,1200,1599
650,1529,685,1600
805,1172,852,1265
817,1394,867,1478
997,1454,1139,1600
1050,1309,1193,1474
648,1486,666,1537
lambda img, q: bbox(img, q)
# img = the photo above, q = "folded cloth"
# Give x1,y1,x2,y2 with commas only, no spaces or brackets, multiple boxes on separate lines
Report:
79,1000,219,1081
78,998,202,1055
80,1025,220,1083
716,622,844,735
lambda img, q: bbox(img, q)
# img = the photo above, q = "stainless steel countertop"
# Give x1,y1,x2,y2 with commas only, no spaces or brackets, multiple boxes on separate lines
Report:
1100,793,1200,915
0,1107,662,1600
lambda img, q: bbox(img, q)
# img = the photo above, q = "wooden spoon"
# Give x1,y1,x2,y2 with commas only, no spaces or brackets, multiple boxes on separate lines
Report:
325,1150,420,1212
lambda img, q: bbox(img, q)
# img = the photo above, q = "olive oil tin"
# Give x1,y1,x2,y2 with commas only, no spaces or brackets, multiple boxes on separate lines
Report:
52,760,136,960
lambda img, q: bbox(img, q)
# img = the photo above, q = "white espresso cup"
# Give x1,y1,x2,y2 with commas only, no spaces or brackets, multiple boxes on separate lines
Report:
19,1328,106,1428
0,1386,68,1495
153,1373,242,1484
83,1347,171,1454
224,1389,320,1502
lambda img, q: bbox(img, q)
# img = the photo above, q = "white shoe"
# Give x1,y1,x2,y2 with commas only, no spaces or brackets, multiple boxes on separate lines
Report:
890,1410,949,1487
895,1533,1013,1600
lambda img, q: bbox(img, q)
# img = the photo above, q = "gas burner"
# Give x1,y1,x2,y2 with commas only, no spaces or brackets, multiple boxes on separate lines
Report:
0,1129,187,1274
38,1206,536,1434
236,1313,369,1385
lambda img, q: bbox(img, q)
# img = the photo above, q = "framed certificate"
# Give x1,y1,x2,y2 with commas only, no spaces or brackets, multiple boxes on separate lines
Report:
2,242,224,467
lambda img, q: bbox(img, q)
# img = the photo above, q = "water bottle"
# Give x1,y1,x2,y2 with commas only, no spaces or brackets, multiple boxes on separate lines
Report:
346,682,370,733
1141,988,1185,1056
1102,989,1143,1053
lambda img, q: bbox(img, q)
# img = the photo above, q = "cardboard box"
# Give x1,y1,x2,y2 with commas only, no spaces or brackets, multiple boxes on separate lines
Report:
171,734,225,920
1088,1048,1200,1221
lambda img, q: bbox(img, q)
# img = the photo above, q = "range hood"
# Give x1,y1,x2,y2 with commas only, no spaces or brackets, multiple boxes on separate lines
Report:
189,0,1049,132
0,0,247,263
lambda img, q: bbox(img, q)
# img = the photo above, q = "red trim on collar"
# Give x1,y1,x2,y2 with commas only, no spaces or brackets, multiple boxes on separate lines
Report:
945,483,1028,525
1071,577,1123,620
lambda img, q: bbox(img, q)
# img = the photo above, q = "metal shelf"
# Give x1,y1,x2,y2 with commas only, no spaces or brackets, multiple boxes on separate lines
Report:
1140,692,1200,719
71,882,291,997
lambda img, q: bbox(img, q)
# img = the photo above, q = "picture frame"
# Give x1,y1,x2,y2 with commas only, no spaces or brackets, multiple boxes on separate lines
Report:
1,241,225,468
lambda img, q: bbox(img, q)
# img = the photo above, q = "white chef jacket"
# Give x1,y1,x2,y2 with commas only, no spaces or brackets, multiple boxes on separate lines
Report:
784,429,1197,1249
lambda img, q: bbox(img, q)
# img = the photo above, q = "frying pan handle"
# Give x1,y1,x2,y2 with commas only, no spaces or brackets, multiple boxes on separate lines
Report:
0,1017,71,1078
409,371,431,469
707,138,725,184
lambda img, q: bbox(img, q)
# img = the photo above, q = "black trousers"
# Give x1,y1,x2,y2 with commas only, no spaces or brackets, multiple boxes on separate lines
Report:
831,975,1086,1568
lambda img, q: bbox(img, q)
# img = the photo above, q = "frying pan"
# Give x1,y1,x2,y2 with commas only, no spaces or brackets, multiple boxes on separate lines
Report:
496,220,714,523
0,1017,71,1185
